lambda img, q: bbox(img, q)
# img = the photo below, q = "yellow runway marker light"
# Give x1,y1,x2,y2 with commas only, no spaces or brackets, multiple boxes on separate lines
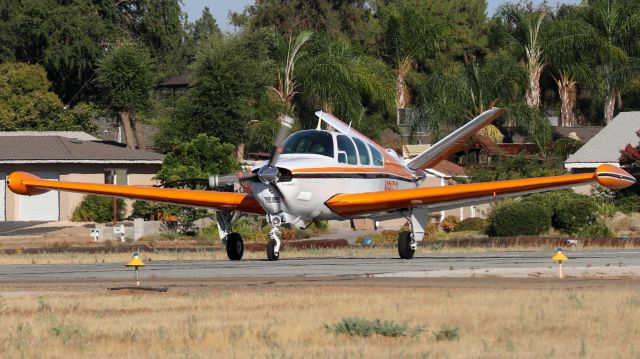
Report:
126,252,145,286
551,248,568,278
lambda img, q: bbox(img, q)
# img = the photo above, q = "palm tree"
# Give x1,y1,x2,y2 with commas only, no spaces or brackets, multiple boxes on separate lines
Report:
496,4,549,108
295,36,394,123
580,0,640,124
419,53,553,152
377,1,451,123
269,30,313,113
543,13,600,127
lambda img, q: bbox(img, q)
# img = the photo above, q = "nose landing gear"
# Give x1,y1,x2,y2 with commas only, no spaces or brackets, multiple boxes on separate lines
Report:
266,215,282,261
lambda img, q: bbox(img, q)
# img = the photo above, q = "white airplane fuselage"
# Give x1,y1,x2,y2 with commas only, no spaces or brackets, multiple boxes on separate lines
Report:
249,130,425,227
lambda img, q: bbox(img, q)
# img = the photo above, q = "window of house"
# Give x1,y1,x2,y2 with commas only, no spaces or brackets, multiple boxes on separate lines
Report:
353,138,371,165
336,135,358,165
368,144,384,166
105,169,128,185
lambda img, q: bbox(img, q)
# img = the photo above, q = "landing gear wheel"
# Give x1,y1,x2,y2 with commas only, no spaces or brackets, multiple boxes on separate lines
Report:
267,240,279,261
226,232,244,261
398,231,415,259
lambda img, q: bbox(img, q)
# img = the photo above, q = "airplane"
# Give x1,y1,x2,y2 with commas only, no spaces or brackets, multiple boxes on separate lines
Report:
7,107,636,261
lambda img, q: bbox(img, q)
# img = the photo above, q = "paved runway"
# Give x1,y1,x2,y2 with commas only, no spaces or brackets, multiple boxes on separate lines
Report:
1,250,640,282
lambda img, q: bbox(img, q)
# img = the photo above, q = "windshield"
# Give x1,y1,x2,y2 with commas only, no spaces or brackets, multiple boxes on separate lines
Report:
282,130,334,158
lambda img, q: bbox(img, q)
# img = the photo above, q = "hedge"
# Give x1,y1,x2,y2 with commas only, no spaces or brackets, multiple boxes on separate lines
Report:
488,201,551,236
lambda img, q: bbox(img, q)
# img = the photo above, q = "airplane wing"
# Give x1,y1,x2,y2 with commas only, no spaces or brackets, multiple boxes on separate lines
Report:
325,164,635,216
405,108,503,170
7,171,265,214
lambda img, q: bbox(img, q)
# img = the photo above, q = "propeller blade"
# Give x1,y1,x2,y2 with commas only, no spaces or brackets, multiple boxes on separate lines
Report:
268,115,295,168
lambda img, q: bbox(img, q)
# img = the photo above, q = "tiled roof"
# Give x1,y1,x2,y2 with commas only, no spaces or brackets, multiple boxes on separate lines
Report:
565,112,640,166
432,160,466,177
552,126,603,143
0,136,164,163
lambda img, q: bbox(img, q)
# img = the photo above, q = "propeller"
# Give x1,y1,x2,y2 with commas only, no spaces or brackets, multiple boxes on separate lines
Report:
258,114,295,184
208,114,295,188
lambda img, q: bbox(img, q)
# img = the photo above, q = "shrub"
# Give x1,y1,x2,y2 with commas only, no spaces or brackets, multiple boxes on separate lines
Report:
434,325,460,341
72,195,125,222
488,200,551,236
524,191,598,233
576,223,614,238
615,195,640,214
554,197,598,233
453,217,487,232
441,215,459,233
327,318,425,338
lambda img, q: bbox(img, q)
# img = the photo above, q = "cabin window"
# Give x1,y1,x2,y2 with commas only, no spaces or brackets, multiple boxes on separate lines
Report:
368,144,384,166
353,138,371,165
282,130,334,158
336,135,358,165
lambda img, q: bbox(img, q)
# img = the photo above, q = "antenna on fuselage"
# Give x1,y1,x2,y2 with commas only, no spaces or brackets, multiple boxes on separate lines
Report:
346,121,352,135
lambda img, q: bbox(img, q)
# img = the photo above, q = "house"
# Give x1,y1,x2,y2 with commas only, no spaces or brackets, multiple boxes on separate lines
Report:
565,112,640,174
0,132,164,221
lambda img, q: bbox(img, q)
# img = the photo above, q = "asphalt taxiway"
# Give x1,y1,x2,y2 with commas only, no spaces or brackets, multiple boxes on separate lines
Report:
1,250,640,283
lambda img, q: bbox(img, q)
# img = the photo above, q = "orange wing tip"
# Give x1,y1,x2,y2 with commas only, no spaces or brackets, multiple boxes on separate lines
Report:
7,171,50,196
595,164,636,189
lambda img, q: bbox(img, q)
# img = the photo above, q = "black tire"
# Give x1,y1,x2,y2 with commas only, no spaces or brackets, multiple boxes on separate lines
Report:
266,240,279,261
398,231,415,259
226,232,244,261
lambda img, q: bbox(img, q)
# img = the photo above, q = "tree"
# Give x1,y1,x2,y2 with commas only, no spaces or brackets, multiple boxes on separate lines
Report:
494,3,549,108
232,0,379,50
416,53,540,141
269,31,313,113
137,0,187,76
155,134,240,184
295,35,395,126
0,63,97,132
157,32,274,158
620,130,640,195
97,44,155,149
580,0,640,124
146,134,240,229
377,0,451,121
543,9,600,127
4,0,114,102
193,6,221,41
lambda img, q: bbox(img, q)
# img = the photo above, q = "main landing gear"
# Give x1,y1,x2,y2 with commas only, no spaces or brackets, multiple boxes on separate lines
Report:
397,231,416,259
217,211,245,261
225,232,244,260
397,208,428,260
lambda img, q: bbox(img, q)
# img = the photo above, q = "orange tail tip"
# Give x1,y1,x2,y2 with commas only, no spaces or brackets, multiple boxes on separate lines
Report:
594,164,636,189
7,171,50,196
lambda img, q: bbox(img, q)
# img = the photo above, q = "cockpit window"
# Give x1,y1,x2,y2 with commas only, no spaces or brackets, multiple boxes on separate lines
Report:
282,130,334,158
337,135,358,165
368,144,384,166
353,138,370,165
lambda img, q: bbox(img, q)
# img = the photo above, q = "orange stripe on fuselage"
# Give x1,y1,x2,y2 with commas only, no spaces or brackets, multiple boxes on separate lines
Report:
293,165,415,179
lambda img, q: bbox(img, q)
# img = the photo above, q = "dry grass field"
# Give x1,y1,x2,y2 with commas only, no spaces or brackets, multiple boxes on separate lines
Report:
1,283,640,358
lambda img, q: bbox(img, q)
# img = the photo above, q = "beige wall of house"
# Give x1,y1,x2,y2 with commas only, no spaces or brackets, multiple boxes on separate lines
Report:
1,163,160,221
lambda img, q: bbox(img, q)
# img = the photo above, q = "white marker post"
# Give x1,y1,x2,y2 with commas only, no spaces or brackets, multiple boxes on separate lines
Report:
551,248,568,279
